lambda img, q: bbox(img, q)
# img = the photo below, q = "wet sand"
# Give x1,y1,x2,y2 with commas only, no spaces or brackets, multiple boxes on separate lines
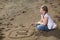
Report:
0,0,60,40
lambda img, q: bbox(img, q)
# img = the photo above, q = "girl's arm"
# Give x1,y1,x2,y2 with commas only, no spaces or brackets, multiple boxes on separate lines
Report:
37,15,44,24
37,15,48,25
42,17,48,25
31,15,48,26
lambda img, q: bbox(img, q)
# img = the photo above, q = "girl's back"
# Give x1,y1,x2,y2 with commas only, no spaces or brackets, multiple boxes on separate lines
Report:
44,13,57,29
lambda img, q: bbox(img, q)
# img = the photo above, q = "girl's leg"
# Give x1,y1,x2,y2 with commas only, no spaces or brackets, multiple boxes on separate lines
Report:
36,24,45,31
36,24,49,31
44,26,49,31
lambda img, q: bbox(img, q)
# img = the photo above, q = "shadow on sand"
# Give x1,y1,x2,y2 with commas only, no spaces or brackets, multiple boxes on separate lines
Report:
34,28,60,39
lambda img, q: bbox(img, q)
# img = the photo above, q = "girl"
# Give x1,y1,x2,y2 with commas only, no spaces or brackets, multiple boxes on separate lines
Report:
32,5,57,31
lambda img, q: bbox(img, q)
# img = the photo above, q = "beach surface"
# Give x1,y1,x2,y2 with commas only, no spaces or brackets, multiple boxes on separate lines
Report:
0,0,60,40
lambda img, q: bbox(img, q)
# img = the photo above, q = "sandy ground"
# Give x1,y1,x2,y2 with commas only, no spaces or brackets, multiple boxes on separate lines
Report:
0,0,60,40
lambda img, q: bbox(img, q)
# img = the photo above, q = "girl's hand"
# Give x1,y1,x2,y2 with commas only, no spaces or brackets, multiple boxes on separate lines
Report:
37,21,43,25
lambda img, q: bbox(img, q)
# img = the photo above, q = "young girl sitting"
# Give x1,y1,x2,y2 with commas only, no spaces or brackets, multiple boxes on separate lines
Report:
32,5,57,31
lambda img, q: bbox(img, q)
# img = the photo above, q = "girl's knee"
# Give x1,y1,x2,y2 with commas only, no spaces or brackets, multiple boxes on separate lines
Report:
36,25,44,30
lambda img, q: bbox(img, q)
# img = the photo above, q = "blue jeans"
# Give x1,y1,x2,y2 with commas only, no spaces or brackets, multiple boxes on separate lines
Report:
36,24,49,31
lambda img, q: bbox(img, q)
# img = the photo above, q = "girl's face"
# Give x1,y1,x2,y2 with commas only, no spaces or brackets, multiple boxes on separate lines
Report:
40,8,45,15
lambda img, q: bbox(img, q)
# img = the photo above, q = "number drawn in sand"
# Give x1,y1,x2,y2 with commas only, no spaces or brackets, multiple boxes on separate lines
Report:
8,28,34,39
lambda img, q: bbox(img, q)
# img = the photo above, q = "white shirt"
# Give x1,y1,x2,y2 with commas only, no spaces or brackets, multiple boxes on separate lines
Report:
41,13,57,29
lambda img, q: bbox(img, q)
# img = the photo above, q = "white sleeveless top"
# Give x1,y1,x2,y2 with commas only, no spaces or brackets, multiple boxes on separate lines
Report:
41,13,57,29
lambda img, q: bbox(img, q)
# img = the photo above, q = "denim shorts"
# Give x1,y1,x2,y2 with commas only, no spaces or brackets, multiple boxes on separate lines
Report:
36,24,49,31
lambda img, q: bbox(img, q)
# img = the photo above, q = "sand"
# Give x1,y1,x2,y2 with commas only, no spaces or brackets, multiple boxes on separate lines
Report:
0,0,60,40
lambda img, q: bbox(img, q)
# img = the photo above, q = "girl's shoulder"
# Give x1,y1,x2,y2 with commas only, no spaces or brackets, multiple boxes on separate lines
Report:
44,13,49,17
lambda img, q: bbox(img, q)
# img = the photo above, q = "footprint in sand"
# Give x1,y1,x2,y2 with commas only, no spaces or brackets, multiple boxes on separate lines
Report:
0,22,3,26
49,2,53,5
1,28,5,30
22,11,27,14
5,28,11,32
0,7,3,9
58,12,60,14
51,5,57,8
10,18,14,21
54,15,60,18
0,28,5,40
58,3,60,6
19,24,26,27
54,15,60,21
0,18,3,20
